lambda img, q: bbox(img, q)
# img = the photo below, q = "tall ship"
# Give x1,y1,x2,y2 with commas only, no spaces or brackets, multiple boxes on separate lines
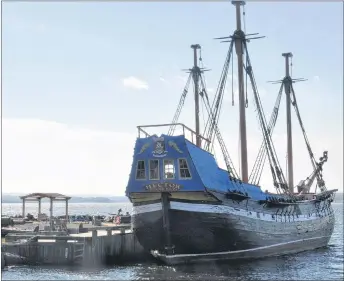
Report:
125,1,337,265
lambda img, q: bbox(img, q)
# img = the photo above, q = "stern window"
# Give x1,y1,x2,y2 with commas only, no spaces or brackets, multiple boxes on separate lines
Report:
164,159,175,179
179,158,192,179
149,159,160,180
136,160,146,180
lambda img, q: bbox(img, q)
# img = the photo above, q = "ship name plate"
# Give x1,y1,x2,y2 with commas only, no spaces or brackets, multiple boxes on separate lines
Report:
144,182,182,192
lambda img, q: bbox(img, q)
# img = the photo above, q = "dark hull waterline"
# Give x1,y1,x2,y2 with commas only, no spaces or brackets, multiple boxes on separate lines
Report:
132,196,335,264
151,235,331,265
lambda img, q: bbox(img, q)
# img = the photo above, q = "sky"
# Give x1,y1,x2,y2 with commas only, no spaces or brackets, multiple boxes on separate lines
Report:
2,1,343,196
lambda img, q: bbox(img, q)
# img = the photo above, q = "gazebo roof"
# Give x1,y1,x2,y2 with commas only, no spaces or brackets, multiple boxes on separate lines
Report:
19,193,71,200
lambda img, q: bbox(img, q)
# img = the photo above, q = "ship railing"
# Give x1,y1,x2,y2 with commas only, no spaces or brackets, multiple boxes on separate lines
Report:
137,123,211,147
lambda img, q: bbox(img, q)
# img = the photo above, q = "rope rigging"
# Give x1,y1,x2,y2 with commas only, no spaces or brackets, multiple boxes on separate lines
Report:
199,84,247,195
232,50,235,106
167,73,192,135
289,83,327,192
247,62,328,194
242,40,290,195
290,83,316,168
166,45,239,181
245,53,249,108
164,2,330,199
249,82,284,185
167,43,240,181
199,75,240,179
203,41,235,153
166,48,324,197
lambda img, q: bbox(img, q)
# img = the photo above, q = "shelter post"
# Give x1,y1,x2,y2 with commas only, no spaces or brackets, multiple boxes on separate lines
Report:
38,198,42,215
65,198,69,222
22,198,26,218
49,197,53,230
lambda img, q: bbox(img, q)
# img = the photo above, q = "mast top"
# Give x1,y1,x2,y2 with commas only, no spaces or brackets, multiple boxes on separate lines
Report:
282,52,293,77
191,44,201,50
231,1,246,6
282,52,293,58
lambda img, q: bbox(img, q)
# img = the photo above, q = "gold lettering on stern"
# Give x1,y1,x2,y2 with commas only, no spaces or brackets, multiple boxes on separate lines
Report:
144,182,182,192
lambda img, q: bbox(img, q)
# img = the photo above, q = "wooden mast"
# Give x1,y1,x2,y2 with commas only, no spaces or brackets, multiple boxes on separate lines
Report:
282,52,294,193
191,44,202,147
232,1,248,183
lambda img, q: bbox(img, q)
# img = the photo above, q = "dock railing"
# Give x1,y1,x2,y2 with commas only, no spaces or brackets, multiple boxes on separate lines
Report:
137,123,211,147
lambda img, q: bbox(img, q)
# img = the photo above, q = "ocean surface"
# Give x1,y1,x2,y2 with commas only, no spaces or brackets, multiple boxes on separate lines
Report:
2,202,132,218
2,203,343,280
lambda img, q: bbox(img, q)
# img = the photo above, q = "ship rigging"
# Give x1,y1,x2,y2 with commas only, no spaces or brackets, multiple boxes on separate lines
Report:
166,0,329,198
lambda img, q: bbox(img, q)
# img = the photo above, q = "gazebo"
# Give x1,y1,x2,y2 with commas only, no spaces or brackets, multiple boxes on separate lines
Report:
19,193,71,229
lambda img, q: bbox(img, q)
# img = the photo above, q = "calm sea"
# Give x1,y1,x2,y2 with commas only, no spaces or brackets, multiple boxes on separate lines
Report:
2,203,343,280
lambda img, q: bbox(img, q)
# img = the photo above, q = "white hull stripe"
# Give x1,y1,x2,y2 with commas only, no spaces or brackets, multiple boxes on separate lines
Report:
153,236,329,259
132,201,332,223
132,202,162,215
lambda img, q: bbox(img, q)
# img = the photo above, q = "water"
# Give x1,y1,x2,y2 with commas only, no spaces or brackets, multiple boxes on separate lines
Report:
2,202,132,217
2,203,343,280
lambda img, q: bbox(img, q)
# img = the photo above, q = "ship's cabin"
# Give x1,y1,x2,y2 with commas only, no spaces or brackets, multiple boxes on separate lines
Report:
137,123,211,149
125,123,214,198
134,123,209,184
135,158,193,182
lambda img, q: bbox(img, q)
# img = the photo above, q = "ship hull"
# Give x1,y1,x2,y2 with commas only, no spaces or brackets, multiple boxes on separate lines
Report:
132,194,335,263
152,234,331,265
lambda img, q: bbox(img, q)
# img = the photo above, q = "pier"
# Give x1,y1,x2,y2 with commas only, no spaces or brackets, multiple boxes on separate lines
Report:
2,192,151,268
2,225,150,267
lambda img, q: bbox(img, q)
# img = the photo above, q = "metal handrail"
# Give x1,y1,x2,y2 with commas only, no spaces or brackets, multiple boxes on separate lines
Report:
137,123,211,146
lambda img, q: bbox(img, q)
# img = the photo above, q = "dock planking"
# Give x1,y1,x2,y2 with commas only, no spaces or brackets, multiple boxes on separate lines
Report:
2,226,151,267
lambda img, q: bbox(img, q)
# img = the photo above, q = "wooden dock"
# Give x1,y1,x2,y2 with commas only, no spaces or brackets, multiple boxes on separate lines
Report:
2,225,151,267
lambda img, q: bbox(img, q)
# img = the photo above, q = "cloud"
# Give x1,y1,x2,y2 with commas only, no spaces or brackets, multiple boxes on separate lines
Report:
159,76,169,84
210,129,342,193
2,118,137,196
176,75,187,83
2,117,342,197
122,76,148,90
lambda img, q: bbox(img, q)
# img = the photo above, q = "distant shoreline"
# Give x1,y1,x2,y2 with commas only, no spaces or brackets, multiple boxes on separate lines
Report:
2,193,342,204
1,201,130,204
1,194,130,204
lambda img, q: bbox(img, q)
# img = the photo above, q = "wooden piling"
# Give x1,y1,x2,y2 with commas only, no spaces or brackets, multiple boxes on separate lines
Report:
161,192,174,254
1,251,5,269
91,230,97,247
